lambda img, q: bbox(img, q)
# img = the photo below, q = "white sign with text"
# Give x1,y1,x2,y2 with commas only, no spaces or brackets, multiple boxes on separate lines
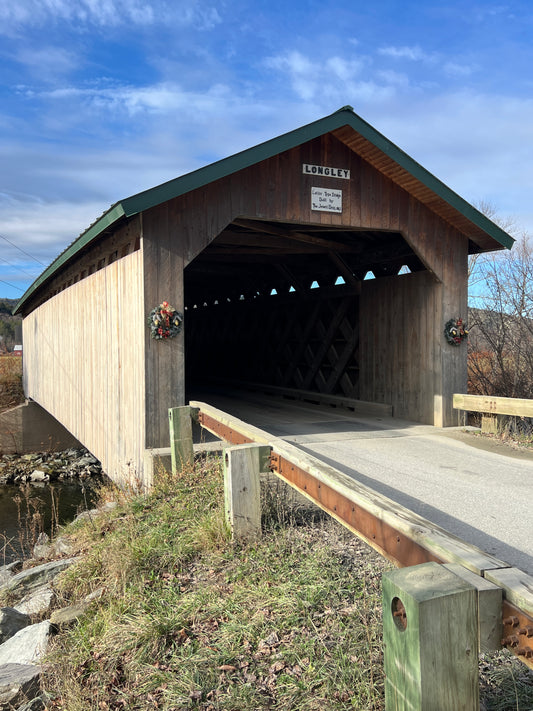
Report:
311,187,342,213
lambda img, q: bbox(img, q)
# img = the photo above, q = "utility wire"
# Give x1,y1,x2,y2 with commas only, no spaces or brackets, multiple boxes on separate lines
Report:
0,233,45,266
0,255,38,280
0,278,24,292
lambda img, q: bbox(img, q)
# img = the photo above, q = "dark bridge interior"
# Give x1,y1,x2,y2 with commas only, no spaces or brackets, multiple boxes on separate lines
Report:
184,218,425,399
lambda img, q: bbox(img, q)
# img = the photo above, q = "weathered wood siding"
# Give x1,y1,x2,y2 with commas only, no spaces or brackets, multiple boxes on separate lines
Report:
141,209,185,451
23,250,145,485
360,271,440,424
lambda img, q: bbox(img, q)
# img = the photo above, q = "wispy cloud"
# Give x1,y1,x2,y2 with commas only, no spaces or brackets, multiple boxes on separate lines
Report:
264,50,393,103
0,0,222,32
14,46,80,81
378,45,434,62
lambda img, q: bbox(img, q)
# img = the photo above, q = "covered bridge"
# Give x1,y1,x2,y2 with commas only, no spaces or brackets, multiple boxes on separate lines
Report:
15,106,513,486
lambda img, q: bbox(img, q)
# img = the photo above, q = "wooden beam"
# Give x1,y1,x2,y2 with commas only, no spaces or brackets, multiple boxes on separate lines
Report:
233,218,353,252
453,393,533,418
328,252,361,290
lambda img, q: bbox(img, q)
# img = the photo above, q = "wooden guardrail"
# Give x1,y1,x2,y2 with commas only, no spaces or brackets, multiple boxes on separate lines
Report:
453,393,533,434
184,399,533,672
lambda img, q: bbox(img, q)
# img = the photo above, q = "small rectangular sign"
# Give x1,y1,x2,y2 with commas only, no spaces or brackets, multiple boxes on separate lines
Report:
303,163,350,179
311,187,342,213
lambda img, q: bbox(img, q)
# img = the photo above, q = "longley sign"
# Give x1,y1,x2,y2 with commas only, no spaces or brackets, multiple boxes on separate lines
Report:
302,163,350,179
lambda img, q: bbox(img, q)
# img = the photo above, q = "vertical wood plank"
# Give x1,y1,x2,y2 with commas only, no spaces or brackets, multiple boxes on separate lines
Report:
223,445,266,542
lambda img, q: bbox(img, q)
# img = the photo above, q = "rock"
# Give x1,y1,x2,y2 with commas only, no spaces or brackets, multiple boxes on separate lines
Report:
73,508,99,522
50,601,89,629
0,621,50,666
32,535,52,561
0,664,41,711
0,561,22,587
15,693,51,710
29,470,49,483
51,536,74,557
6,558,77,598
100,501,117,513
84,586,105,603
0,608,31,644
14,586,54,617
0,571,13,589
31,545,52,560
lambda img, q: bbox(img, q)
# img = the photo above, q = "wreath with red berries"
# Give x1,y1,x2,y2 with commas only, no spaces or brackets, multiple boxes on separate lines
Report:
148,301,183,340
444,318,468,346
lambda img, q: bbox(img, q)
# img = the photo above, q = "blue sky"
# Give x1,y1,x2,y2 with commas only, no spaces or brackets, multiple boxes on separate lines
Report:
1,0,533,299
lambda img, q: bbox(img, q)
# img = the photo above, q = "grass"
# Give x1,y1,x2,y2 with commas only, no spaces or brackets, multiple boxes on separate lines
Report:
36,455,533,710
0,354,22,382
0,354,23,412
43,457,387,710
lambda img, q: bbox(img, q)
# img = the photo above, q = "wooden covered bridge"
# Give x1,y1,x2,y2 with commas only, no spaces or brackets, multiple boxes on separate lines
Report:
15,106,513,486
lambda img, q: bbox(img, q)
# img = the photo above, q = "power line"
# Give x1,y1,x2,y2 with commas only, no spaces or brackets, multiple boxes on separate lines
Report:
0,255,38,280
0,233,46,267
0,278,24,292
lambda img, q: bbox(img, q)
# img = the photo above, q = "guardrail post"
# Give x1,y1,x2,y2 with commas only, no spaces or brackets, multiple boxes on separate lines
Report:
168,406,194,473
382,562,479,711
223,444,271,542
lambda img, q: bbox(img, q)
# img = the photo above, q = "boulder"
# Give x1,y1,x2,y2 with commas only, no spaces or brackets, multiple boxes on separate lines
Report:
6,558,77,598
0,608,30,644
0,664,41,711
14,586,54,617
0,621,51,666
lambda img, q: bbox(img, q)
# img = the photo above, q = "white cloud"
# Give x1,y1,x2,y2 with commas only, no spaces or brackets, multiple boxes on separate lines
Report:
264,50,392,104
14,46,79,81
443,61,476,77
0,0,221,32
378,45,434,62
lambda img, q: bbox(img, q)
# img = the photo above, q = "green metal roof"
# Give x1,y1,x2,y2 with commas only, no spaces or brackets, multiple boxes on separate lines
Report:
15,105,514,314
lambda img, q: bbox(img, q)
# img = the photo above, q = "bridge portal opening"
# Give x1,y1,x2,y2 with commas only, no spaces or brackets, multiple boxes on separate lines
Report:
184,218,425,401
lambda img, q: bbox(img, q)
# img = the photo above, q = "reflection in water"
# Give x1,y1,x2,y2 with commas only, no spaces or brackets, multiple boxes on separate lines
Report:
0,481,99,564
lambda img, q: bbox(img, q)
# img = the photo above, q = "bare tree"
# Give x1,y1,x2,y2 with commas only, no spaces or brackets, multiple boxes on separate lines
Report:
468,232,533,398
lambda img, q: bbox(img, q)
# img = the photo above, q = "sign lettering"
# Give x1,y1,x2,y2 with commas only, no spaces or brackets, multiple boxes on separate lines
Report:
302,163,350,179
311,187,342,213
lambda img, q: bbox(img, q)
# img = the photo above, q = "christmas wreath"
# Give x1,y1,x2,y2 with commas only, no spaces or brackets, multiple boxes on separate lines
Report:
444,318,468,346
148,301,183,340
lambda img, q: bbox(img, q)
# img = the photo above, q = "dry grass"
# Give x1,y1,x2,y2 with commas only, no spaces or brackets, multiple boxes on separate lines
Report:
0,355,24,412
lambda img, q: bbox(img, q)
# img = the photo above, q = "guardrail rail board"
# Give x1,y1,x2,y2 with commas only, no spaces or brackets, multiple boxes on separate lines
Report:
453,393,533,418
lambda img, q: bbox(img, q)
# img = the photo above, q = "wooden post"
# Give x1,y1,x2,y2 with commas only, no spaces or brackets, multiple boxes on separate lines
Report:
168,406,194,473
223,444,270,543
444,563,502,653
382,562,479,711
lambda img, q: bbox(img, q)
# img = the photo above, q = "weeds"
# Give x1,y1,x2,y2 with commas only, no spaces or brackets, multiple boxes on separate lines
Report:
12,484,60,558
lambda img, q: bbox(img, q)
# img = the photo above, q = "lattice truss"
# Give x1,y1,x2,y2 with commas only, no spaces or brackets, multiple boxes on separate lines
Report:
185,219,425,397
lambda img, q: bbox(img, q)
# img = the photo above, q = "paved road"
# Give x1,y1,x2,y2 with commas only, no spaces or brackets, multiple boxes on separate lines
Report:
194,389,533,575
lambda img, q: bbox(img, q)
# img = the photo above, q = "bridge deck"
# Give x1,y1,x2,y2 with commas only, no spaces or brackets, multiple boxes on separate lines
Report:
191,388,533,575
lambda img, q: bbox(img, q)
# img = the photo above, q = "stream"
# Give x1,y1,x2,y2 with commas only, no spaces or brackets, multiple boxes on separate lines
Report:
1,480,99,566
